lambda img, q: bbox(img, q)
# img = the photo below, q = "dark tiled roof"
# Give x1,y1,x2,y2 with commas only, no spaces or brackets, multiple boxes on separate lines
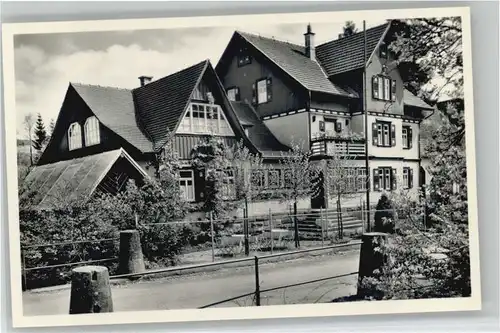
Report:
71,83,154,153
21,149,147,210
231,101,290,154
236,32,355,98
404,89,434,110
133,60,208,150
316,23,390,76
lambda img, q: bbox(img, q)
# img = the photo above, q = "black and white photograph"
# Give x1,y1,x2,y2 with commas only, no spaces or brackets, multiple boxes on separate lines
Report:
2,6,481,328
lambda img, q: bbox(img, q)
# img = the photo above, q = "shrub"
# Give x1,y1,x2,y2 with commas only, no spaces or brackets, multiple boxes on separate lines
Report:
374,193,395,234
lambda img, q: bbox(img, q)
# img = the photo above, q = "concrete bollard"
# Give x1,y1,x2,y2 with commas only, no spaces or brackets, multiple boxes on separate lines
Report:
69,265,113,314
357,232,389,299
118,229,146,277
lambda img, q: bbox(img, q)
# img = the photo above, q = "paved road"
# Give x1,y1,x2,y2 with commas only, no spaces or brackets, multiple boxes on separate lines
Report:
23,250,360,316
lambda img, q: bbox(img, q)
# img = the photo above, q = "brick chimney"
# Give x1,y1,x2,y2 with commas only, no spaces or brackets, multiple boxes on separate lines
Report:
304,23,316,61
138,76,153,87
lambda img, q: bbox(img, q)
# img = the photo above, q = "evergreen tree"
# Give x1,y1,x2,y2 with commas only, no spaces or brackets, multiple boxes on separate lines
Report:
341,21,358,37
32,113,47,151
48,118,55,136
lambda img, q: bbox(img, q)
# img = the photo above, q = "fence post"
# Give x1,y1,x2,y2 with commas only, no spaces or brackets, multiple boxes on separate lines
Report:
320,208,324,247
210,211,215,262
22,249,27,291
118,230,145,277
269,208,273,254
325,207,329,239
69,265,113,314
244,207,250,256
254,256,261,306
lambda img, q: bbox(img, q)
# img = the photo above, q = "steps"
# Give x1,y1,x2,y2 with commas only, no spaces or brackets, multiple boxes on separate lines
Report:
279,209,365,240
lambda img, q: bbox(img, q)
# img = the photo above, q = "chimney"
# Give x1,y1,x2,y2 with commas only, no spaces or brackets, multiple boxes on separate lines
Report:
138,76,153,87
304,23,316,61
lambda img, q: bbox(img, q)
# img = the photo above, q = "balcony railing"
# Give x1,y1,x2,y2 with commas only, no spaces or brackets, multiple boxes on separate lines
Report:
311,140,366,157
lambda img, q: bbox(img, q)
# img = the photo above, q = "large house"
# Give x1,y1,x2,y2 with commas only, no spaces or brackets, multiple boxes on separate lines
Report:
22,20,434,215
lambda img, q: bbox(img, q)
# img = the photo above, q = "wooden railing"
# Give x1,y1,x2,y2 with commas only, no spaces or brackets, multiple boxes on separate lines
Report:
310,139,366,157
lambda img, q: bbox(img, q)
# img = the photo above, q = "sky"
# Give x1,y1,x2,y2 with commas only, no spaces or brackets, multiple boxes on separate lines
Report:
14,19,386,138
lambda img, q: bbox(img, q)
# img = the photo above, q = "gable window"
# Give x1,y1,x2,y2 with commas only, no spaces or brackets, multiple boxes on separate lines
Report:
68,122,82,151
372,75,396,102
252,78,272,105
237,49,251,67
373,167,397,191
84,116,100,146
179,170,195,202
227,87,240,102
372,121,396,147
402,125,413,149
178,102,234,136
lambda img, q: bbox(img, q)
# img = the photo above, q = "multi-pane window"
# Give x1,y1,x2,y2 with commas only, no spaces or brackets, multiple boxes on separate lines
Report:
357,168,367,191
257,79,267,104
268,169,281,189
84,116,100,146
192,82,210,101
68,122,82,151
179,170,195,202
178,103,234,136
227,87,240,102
373,167,397,191
403,167,413,189
251,169,266,189
220,169,235,199
253,78,272,105
402,125,413,149
372,121,395,147
237,49,251,67
372,75,396,102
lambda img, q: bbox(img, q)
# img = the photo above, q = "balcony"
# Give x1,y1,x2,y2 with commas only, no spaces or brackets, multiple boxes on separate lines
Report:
310,134,366,157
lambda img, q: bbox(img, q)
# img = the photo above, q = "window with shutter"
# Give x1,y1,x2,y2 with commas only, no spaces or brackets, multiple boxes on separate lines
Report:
319,121,325,132
391,124,396,146
373,168,380,191
335,120,342,133
266,78,273,102
251,83,257,105
409,168,414,188
372,76,379,99
408,127,413,149
227,87,239,102
372,123,379,146
391,80,397,101
391,168,397,190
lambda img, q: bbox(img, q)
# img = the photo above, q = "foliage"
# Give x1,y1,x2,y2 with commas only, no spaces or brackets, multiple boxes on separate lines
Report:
373,193,395,234
33,113,48,151
341,21,358,37
23,113,35,166
48,118,55,136
278,140,320,247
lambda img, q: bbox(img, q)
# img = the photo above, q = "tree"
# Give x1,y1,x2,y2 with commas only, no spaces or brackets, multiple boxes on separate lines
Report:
389,17,464,143
23,113,35,166
279,141,320,248
33,113,47,151
341,21,358,37
48,118,55,136
322,141,369,239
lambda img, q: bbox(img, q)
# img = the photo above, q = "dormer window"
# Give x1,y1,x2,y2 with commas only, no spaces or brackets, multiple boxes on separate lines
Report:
68,122,82,151
84,116,100,146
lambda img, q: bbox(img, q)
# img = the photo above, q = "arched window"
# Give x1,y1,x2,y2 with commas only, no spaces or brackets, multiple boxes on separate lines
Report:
84,116,100,146
68,122,82,151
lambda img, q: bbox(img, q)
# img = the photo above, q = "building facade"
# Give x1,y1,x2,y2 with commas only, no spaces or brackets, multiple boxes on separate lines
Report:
27,21,434,215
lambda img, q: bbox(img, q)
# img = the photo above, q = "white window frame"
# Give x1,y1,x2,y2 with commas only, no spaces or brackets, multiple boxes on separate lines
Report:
179,170,195,202
227,88,238,102
377,123,383,146
68,122,82,151
257,79,268,104
384,168,391,191
383,123,390,147
402,127,408,149
357,168,367,191
84,116,100,147
178,102,234,136
268,169,282,189
403,168,409,189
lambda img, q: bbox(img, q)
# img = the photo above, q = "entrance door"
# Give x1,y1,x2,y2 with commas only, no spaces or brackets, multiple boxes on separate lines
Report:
311,170,326,209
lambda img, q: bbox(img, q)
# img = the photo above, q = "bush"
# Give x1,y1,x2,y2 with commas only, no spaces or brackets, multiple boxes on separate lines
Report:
374,193,395,234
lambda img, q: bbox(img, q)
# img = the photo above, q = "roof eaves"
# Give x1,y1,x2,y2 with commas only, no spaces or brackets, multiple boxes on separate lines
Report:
365,21,392,67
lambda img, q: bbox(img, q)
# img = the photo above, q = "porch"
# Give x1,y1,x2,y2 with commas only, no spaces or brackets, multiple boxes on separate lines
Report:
310,135,366,157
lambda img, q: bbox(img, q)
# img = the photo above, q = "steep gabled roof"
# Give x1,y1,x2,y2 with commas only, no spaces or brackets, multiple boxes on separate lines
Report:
133,60,208,150
235,31,356,98
403,89,434,110
231,101,290,154
71,83,154,153
316,22,390,76
20,149,148,210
